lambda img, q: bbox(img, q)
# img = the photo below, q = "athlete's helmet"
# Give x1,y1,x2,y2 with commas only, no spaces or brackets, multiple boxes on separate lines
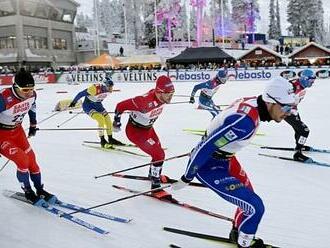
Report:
155,75,174,93
104,75,114,87
215,68,228,84
14,68,35,88
262,76,295,105
299,69,315,88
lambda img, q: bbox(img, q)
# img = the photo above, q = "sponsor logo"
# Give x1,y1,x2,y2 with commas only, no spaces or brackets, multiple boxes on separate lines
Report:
69,73,105,83
214,177,235,185
224,130,238,141
122,71,157,82
33,74,48,84
175,72,211,81
13,102,30,114
235,70,272,80
214,137,229,148
315,69,329,79
280,70,296,79
227,72,237,80
225,182,244,191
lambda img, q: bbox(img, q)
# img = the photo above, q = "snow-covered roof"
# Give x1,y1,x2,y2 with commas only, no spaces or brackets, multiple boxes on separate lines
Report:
237,45,284,60
0,52,17,58
288,42,330,58
25,49,48,58
223,49,248,60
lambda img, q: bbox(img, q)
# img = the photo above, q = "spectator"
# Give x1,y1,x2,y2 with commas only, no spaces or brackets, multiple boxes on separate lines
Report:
119,46,124,56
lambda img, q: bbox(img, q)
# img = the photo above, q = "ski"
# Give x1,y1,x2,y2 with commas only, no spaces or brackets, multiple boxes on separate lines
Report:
169,244,182,248
83,140,137,148
112,173,205,188
10,191,131,223
55,199,132,223
82,143,147,157
183,128,265,136
163,227,279,248
112,185,233,222
260,146,330,153
258,153,330,167
4,190,109,235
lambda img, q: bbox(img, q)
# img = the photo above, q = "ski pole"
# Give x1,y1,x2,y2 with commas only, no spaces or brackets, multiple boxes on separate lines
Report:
168,101,190,105
57,111,83,127
95,152,190,179
0,159,10,173
36,127,106,131
173,94,197,98
38,110,67,125
68,111,129,115
60,185,170,217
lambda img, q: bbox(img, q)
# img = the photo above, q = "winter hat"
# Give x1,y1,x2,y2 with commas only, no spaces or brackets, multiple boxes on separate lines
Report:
155,75,174,93
262,76,295,104
299,69,315,88
104,75,114,87
14,68,35,88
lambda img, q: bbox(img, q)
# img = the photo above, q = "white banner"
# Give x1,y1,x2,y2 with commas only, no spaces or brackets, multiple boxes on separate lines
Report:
55,67,330,84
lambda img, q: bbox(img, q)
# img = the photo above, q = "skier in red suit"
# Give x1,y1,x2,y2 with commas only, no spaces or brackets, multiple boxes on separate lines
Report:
113,75,175,199
0,68,56,206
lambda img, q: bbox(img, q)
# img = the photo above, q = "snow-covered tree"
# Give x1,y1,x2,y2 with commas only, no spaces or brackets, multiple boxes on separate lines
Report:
99,0,112,36
268,0,281,40
231,0,260,35
275,0,281,38
76,13,94,29
287,0,324,42
268,0,277,39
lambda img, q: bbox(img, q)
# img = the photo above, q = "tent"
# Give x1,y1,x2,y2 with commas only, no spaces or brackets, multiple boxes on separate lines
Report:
118,54,164,67
82,53,121,68
167,47,235,64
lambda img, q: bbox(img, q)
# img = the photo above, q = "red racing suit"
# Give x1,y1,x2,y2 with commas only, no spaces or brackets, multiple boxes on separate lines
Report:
0,87,39,174
115,89,166,163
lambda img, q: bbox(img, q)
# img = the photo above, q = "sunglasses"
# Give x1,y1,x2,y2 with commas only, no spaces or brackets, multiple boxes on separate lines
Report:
266,94,293,114
16,85,34,93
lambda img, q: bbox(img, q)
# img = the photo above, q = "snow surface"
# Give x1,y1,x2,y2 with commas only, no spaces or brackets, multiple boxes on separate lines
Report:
1,79,330,248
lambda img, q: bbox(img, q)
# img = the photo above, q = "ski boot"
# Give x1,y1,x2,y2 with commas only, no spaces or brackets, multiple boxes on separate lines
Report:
151,178,172,200
23,187,49,207
237,238,265,248
108,135,125,146
293,150,312,162
36,185,57,204
229,226,239,243
100,136,109,148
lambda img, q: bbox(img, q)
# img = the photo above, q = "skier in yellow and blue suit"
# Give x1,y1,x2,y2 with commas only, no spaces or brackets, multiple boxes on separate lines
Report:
69,76,124,147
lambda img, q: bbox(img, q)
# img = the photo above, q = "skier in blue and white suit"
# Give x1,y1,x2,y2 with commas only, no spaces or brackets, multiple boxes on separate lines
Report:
189,68,228,118
173,77,296,248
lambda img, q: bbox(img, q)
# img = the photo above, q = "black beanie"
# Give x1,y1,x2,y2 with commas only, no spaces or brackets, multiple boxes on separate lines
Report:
14,68,35,88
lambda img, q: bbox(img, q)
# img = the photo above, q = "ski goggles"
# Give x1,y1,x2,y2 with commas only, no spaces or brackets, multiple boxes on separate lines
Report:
215,76,227,84
15,85,34,93
266,94,293,114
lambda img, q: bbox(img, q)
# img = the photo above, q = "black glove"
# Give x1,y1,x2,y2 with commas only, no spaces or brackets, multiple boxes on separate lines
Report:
113,111,122,132
189,96,195,104
68,101,76,108
28,126,37,137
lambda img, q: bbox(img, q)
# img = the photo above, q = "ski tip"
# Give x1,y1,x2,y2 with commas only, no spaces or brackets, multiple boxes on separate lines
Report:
169,244,182,248
2,189,17,197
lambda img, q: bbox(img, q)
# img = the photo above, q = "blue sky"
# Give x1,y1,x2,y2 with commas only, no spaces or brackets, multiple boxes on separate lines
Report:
75,0,330,35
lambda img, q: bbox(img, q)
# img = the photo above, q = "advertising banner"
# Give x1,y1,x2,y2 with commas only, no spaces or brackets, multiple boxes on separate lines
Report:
2,67,328,86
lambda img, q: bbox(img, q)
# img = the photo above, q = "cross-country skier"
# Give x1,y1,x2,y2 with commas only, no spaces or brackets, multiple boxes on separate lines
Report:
69,75,124,147
285,69,316,162
0,68,56,206
189,68,228,118
113,75,175,199
172,76,295,248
